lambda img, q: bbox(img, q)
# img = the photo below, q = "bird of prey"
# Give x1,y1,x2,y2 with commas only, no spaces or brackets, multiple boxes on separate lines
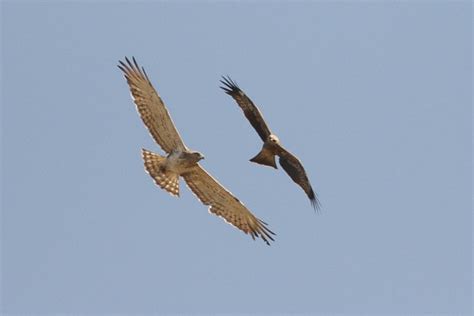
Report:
220,76,320,210
118,57,274,244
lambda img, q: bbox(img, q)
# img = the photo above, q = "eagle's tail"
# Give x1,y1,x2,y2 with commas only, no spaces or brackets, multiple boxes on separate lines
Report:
250,146,277,169
142,148,180,197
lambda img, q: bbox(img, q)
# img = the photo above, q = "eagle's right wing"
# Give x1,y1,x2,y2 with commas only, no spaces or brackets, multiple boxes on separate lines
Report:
220,76,272,142
118,57,186,153
183,165,275,245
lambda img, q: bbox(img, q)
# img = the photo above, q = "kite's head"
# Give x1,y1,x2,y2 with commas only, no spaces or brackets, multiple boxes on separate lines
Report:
268,134,280,144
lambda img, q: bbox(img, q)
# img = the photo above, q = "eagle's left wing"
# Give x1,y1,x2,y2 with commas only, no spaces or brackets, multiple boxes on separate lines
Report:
277,146,321,210
118,57,187,154
182,165,275,245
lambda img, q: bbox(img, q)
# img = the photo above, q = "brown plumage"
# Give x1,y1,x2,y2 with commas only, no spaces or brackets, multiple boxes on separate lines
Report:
220,76,320,210
119,57,275,244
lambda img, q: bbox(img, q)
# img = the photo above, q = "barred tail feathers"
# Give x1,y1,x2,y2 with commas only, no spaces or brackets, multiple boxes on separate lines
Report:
141,149,180,197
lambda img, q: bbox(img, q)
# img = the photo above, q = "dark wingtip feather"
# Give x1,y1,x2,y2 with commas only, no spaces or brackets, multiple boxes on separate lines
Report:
117,58,129,71
219,75,241,95
308,188,321,213
117,64,125,73
250,231,256,240
142,66,150,82
257,218,268,225
254,218,276,245
125,56,132,68
132,56,143,75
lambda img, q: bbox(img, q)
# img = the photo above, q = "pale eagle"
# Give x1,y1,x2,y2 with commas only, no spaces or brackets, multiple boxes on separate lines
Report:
220,76,320,210
118,57,275,244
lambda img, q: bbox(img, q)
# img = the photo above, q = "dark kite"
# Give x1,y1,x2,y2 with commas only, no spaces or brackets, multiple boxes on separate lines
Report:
220,76,320,210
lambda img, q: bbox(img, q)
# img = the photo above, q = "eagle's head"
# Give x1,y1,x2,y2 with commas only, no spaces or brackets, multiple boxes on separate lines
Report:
268,134,280,144
191,151,205,162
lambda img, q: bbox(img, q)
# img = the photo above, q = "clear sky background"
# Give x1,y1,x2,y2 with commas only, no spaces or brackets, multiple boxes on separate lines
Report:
1,1,472,315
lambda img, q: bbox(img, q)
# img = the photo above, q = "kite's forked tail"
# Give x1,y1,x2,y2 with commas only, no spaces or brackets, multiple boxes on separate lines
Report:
142,148,180,197
250,146,277,169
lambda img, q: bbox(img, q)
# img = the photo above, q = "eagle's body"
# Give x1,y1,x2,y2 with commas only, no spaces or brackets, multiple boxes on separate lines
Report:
220,76,320,210
119,57,274,244
165,150,203,175
141,149,204,197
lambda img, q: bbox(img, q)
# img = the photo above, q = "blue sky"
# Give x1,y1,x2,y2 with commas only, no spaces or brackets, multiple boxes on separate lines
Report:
2,1,472,315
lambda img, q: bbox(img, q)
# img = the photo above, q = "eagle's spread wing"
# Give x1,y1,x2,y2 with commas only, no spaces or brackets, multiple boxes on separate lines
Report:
183,165,275,245
277,146,320,210
220,76,272,142
118,57,186,153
